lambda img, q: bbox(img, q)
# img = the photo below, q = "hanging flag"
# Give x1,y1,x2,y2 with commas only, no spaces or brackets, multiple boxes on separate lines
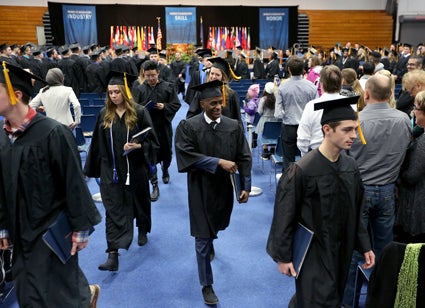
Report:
221,27,226,50
110,25,114,49
123,26,129,46
226,27,231,49
211,27,215,51
200,16,204,48
242,27,247,50
114,26,120,47
156,17,162,50
130,26,136,48
215,27,220,51
247,27,251,50
206,27,212,49
150,26,156,46
137,26,142,50
143,26,147,50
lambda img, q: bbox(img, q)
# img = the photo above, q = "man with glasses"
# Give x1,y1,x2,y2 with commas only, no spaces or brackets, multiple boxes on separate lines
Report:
397,55,424,117
402,69,425,138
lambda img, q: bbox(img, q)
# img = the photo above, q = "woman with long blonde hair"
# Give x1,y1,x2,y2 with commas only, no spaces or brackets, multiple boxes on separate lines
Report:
84,71,159,272
341,68,365,111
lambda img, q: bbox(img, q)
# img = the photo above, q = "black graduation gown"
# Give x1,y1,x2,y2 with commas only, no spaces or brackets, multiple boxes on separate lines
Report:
58,57,81,98
86,62,107,95
265,59,280,80
186,88,242,128
0,114,101,307
174,114,252,238
133,80,181,164
253,58,265,79
267,150,371,308
84,105,159,250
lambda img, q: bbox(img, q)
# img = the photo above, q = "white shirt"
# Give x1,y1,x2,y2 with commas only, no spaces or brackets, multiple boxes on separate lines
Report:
297,92,345,156
30,85,81,126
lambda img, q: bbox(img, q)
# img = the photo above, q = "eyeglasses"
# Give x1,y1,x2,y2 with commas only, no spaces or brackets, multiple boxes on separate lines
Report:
413,106,425,111
407,62,417,67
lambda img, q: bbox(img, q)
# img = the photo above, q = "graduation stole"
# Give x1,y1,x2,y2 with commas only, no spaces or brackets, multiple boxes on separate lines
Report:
394,243,423,308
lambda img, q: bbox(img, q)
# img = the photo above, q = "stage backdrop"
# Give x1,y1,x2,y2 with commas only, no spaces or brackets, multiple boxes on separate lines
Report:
165,7,196,44
48,2,298,50
62,5,97,46
259,8,289,50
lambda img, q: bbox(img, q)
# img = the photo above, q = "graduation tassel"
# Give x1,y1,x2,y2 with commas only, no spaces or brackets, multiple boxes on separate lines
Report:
125,172,130,185
356,113,367,145
228,64,241,81
123,72,133,100
222,84,227,107
2,61,18,105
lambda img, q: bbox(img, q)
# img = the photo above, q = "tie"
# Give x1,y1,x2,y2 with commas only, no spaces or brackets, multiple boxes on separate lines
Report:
210,121,217,130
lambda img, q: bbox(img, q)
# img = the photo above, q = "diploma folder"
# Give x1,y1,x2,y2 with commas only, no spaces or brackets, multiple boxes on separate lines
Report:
123,126,152,156
292,223,314,279
230,172,242,201
42,212,94,264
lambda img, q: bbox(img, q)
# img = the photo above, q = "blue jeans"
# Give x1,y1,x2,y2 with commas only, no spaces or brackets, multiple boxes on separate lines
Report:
342,183,396,307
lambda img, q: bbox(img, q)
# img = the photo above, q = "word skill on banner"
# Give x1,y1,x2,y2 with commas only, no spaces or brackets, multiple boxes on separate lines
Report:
165,7,196,44
62,5,97,46
206,27,251,51
110,25,156,50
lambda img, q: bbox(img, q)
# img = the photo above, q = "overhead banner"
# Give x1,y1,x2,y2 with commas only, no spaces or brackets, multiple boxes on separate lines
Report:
259,8,289,50
165,7,196,44
62,5,98,46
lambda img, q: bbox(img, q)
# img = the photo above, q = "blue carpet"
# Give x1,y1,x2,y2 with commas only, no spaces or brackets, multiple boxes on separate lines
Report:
3,99,298,307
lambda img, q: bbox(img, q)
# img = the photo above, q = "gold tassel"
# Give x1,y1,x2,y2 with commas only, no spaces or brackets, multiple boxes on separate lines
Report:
222,84,227,107
2,61,18,105
228,63,241,81
357,113,366,144
123,72,133,100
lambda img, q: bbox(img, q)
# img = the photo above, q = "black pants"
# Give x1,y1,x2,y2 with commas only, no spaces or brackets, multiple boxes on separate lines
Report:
280,124,300,172
195,237,214,286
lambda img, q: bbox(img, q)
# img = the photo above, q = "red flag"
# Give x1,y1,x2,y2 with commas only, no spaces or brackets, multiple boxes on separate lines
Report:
123,26,129,46
206,27,212,49
242,27,247,50
247,27,251,50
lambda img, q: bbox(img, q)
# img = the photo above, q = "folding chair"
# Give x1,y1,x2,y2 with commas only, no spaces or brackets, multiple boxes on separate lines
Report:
75,126,90,155
259,121,281,171
270,136,283,185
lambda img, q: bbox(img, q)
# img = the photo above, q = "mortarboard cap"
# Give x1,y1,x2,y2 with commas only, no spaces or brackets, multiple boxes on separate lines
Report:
69,43,80,52
32,49,42,56
90,43,98,51
191,80,223,100
122,46,130,52
240,52,247,59
236,45,243,50
59,45,69,55
0,62,47,102
370,51,381,59
147,47,159,54
19,44,29,54
209,57,230,77
196,48,212,58
135,58,148,72
403,43,412,48
107,70,137,86
0,43,8,52
314,96,359,125
255,46,262,53
90,51,101,60
82,45,91,52
10,44,18,50
159,50,167,59
46,47,56,57
106,70,138,100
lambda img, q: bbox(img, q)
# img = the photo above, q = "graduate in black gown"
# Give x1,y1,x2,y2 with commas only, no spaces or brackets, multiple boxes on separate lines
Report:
0,63,101,307
84,71,159,271
267,96,375,308
186,56,243,127
132,60,181,202
174,80,252,306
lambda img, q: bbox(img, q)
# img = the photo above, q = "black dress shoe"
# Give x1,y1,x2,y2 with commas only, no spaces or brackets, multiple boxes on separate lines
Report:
138,232,148,246
150,184,159,202
202,285,218,305
162,168,170,184
98,251,119,271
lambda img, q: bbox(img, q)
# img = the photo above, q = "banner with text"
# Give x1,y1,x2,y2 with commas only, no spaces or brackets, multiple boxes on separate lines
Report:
62,5,97,46
259,8,289,50
165,7,196,44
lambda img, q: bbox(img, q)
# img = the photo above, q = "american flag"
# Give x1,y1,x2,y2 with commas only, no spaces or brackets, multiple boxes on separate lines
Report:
156,17,162,50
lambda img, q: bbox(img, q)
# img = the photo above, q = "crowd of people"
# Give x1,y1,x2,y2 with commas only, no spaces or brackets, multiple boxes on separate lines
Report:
0,37,425,307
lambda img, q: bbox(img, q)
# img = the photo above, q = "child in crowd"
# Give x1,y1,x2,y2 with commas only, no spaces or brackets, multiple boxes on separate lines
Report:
244,84,260,148
255,82,280,159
